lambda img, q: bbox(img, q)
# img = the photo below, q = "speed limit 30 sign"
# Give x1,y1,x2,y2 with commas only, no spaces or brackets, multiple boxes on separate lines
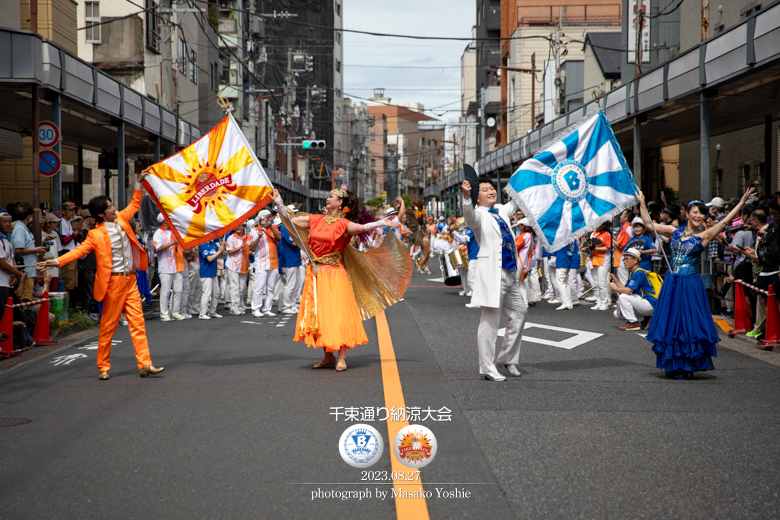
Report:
39,121,60,148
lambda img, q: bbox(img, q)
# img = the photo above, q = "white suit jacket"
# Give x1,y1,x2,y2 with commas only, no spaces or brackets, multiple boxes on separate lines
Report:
462,198,520,308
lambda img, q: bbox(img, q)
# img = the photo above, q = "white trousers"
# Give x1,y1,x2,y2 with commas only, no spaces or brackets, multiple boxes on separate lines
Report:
524,270,541,302
252,268,279,313
246,265,255,306
227,270,247,313
181,270,190,312
279,266,301,311
555,268,580,305
590,263,610,307
295,266,305,304
458,267,469,295
616,293,654,323
187,261,201,313
159,272,182,317
467,259,477,297
478,269,528,376
199,277,220,317
543,258,558,298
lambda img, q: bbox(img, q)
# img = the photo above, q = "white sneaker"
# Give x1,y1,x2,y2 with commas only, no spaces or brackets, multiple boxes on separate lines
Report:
208,313,223,318
199,315,211,320
572,301,580,306
264,311,277,317
541,294,553,300
230,310,243,316
504,364,522,377
556,303,572,310
182,313,193,319
590,305,601,311
548,299,562,305
458,291,466,296
252,311,264,318
119,317,128,326
172,313,187,320
281,308,297,314
613,309,621,319
465,303,481,308
160,315,172,322
585,296,598,302
598,305,609,311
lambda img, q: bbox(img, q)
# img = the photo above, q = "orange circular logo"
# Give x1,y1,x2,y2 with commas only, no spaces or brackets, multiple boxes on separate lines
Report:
394,425,437,468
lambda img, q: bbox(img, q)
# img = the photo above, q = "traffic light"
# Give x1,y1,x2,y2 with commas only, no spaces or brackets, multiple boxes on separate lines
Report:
302,140,326,149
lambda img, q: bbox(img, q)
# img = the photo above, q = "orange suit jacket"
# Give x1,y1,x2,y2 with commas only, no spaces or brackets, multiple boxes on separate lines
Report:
58,189,149,302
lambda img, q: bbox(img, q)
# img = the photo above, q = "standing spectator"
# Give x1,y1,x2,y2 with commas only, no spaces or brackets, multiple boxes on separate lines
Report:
706,197,726,261
153,213,186,321
198,238,225,320
225,221,252,316
77,209,99,320
729,207,756,330
625,217,657,271
249,211,280,317
59,201,79,297
277,207,302,314
0,210,23,319
11,203,45,302
744,210,774,339
40,212,62,287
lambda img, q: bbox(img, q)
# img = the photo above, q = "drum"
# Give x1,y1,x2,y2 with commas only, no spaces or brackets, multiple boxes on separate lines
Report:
447,248,467,269
439,254,462,286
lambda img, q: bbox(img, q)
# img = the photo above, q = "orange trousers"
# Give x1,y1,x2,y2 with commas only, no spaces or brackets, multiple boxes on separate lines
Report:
97,274,152,372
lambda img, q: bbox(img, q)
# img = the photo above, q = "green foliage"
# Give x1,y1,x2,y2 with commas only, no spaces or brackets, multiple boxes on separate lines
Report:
401,194,412,207
364,197,385,209
52,308,98,332
659,186,678,207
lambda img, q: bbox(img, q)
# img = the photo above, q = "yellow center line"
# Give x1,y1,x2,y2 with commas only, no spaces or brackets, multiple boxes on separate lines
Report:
376,311,430,520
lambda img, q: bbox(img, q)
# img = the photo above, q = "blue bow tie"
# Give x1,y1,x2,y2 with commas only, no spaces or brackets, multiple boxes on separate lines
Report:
488,208,499,215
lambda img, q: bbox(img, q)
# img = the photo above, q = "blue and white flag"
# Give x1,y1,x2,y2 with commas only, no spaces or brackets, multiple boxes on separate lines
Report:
505,110,636,252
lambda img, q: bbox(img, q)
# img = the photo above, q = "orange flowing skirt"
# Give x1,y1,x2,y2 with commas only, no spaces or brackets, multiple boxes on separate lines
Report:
294,264,368,352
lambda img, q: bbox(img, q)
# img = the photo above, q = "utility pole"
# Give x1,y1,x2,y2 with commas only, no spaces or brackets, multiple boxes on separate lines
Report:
497,52,539,131
635,8,644,77
31,0,40,244
160,0,173,110
286,48,293,179
554,7,562,117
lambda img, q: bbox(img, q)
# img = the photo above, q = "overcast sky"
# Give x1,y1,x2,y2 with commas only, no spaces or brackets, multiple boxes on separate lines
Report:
343,0,476,120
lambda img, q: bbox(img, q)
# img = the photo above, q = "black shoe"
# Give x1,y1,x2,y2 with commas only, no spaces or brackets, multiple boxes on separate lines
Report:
720,310,734,318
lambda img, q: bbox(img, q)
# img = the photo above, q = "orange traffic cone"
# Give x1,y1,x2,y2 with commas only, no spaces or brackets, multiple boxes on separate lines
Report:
727,283,751,337
0,297,22,358
758,287,780,351
32,291,57,346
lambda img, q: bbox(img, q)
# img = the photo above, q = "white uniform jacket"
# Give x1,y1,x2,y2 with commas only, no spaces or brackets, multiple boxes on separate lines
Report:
462,198,520,308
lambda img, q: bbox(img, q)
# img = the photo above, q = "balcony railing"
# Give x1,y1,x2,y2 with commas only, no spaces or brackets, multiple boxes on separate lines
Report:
218,18,237,34
517,4,621,26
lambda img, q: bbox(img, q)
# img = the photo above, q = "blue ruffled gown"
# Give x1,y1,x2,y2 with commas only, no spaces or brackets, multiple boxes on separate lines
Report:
646,227,719,378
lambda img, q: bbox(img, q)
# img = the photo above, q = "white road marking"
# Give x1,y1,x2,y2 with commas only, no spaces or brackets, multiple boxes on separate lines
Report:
51,354,88,366
240,321,258,324
427,277,445,282
78,340,121,350
497,322,603,350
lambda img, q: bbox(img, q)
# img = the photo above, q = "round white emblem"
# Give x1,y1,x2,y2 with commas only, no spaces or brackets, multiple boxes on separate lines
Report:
339,424,384,468
552,159,589,203
393,424,438,469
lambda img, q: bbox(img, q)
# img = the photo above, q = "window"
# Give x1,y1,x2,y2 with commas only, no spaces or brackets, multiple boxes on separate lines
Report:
335,2,341,16
371,159,376,167
189,50,197,82
336,60,341,73
85,2,101,43
178,38,187,74
146,0,160,54
336,32,341,44
740,164,751,192
370,133,375,141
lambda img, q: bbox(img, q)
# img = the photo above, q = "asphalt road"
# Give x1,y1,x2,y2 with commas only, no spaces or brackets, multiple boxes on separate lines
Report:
1,270,779,520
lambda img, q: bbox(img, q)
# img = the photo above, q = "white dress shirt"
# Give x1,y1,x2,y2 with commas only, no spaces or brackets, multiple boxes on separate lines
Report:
105,222,133,273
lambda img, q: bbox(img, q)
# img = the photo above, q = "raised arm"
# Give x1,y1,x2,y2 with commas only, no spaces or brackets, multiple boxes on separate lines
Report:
273,189,310,229
636,190,675,238
345,217,397,236
701,188,755,245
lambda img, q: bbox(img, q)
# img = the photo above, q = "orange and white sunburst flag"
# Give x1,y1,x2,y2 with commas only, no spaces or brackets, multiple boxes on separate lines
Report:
142,113,274,250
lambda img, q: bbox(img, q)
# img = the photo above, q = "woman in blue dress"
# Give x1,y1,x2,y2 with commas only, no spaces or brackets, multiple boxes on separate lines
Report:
635,188,755,378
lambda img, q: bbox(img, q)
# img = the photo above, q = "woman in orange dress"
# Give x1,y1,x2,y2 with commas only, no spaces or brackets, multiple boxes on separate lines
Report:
272,188,399,371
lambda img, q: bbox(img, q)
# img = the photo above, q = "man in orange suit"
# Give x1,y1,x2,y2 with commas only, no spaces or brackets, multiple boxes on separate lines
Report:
38,171,164,380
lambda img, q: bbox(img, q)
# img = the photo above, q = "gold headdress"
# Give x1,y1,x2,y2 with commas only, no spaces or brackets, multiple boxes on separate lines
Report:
330,188,348,198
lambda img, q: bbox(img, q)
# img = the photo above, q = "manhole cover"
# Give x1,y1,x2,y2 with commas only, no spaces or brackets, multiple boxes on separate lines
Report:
0,418,32,427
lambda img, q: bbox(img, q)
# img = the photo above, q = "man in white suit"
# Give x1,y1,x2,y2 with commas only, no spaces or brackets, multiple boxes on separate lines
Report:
462,175,528,382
